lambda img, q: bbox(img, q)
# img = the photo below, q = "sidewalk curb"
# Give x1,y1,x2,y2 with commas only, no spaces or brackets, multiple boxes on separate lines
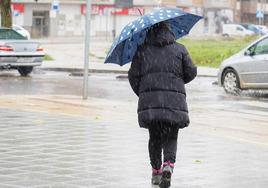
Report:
40,68,128,75
40,67,218,78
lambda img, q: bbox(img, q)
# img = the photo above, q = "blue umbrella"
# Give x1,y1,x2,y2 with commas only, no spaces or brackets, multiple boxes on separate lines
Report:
104,7,202,66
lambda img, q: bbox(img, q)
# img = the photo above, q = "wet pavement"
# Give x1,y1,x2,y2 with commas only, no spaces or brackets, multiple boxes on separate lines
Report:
0,71,268,188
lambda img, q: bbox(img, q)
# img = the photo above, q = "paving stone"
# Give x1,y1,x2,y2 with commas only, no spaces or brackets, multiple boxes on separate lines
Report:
0,107,268,188
0,184,20,188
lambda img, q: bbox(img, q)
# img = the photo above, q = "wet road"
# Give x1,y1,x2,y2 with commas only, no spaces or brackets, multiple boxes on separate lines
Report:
1,70,268,144
0,70,268,188
1,70,268,100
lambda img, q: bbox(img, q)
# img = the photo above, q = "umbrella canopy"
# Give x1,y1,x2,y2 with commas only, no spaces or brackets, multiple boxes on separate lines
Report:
105,7,202,66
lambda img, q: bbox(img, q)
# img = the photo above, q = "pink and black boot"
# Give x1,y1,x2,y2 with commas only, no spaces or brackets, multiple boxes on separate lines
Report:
151,168,162,185
159,161,174,188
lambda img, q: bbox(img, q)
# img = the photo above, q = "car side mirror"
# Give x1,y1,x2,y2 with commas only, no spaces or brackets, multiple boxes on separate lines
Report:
244,50,253,56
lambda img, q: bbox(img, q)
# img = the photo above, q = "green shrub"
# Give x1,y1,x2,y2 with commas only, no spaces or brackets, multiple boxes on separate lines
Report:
178,36,259,68
43,54,54,61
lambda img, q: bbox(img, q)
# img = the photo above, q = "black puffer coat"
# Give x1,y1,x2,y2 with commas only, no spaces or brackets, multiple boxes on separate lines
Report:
128,24,197,129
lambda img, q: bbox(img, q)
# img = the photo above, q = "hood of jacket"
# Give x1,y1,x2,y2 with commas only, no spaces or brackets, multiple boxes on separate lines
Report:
145,26,176,47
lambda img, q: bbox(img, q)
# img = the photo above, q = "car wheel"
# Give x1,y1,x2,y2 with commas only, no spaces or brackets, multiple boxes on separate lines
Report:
18,66,33,77
222,69,241,95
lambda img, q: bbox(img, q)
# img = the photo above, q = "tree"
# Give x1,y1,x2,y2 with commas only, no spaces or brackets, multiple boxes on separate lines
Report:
0,0,12,28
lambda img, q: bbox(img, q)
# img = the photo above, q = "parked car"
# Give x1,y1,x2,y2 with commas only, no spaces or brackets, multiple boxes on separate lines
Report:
12,25,31,39
218,35,268,94
0,27,44,76
222,24,254,37
240,24,263,35
256,25,268,35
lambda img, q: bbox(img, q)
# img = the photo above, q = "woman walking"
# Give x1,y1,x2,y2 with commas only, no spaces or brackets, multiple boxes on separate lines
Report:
128,21,197,188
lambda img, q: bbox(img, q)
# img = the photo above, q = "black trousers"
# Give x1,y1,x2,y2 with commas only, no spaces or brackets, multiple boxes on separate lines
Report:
148,122,179,170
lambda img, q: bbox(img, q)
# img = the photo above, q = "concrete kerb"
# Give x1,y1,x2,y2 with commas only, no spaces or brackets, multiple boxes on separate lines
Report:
40,67,218,78
40,67,129,75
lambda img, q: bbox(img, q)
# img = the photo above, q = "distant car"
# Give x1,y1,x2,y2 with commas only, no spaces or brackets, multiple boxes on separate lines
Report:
240,24,263,35
12,25,31,39
218,35,268,94
222,24,254,37
0,27,44,76
256,25,268,35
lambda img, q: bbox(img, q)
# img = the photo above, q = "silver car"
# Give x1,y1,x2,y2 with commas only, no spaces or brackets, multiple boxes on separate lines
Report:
218,35,268,94
0,27,44,76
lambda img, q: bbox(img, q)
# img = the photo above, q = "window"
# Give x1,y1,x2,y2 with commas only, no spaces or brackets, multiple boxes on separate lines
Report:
252,38,268,55
0,29,26,40
236,26,243,31
248,38,268,55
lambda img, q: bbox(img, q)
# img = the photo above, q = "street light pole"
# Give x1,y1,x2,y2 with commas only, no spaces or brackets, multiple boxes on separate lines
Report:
83,0,91,100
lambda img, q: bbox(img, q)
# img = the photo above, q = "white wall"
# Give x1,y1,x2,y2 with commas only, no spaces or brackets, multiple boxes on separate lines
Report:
57,4,82,36
13,14,24,26
134,0,158,6
91,13,114,36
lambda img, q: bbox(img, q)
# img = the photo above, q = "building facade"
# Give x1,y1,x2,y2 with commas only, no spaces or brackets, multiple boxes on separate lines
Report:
5,0,253,38
8,0,202,38
202,0,236,34
8,0,161,38
236,0,268,25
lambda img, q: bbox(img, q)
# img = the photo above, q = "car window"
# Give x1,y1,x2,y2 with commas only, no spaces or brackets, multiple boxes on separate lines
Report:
254,38,268,55
13,26,21,31
0,29,26,40
236,26,243,31
247,44,256,56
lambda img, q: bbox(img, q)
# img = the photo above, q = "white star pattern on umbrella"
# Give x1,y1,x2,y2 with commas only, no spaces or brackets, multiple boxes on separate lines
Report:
117,8,187,43
105,8,202,65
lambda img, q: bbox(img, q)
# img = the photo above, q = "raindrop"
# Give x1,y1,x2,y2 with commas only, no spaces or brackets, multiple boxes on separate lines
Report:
127,31,131,35
141,24,145,28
